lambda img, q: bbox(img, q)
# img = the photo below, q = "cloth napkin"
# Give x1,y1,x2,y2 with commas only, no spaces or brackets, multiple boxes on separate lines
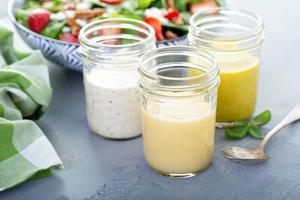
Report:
0,27,63,191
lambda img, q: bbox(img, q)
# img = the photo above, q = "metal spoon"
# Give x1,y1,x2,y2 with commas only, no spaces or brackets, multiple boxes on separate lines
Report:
223,102,300,164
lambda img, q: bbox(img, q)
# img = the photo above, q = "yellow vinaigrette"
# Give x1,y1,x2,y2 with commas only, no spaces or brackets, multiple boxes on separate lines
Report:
217,54,259,122
142,101,216,175
188,53,259,122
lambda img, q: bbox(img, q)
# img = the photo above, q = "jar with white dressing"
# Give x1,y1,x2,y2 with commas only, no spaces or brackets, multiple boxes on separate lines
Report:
79,18,155,139
139,46,220,177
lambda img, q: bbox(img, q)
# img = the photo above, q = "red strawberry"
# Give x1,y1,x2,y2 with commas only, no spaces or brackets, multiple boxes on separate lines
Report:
28,11,50,33
60,33,79,44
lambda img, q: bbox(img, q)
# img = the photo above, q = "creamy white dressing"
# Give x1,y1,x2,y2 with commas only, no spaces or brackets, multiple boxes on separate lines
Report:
83,67,141,139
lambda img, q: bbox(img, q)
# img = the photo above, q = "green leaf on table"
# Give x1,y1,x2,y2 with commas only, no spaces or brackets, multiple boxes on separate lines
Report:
249,126,265,139
252,110,272,126
225,125,249,139
232,121,248,127
224,110,272,140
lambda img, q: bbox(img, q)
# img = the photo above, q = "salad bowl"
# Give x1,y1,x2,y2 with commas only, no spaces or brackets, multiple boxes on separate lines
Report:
8,0,83,70
7,0,224,71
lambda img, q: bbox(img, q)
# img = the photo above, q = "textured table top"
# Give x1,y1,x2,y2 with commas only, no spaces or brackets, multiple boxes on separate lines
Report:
1,0,300,199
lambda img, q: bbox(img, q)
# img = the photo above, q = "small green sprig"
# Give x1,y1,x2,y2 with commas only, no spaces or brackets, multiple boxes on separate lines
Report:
225,110,272,139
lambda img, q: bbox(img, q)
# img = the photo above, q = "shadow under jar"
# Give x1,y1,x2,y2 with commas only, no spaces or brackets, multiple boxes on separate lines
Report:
188,8,264,125
79,18,155,139
139,46,220,178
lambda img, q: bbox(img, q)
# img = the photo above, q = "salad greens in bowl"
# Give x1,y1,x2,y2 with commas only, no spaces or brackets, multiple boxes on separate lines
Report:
8,0,225,71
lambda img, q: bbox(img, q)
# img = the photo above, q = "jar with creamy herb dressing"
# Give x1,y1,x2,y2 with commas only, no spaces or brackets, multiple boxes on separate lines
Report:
79,18,155,139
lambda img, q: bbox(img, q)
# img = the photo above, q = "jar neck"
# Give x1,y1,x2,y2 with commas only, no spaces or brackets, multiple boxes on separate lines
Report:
188,8,264,52
139,46,220,97
79,18,156,67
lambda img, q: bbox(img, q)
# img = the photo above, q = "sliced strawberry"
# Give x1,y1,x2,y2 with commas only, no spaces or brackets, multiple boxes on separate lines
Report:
190,1,218,14
28,11,50,33
100,0,123,5
60,33,79,43
144,17,165,41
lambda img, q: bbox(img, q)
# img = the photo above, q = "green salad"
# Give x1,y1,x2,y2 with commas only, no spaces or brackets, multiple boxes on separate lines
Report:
15,0,225,43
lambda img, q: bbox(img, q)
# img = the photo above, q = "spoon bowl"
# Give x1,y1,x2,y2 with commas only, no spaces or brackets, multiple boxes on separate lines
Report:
222,147,269,164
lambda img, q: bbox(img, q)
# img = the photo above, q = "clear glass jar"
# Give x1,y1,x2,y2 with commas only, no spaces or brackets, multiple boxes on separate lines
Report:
188,8,264,124
79,18,155,139
139,46,219,177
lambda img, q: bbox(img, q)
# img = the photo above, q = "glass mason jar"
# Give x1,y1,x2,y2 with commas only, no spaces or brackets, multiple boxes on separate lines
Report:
139,46,219,177
188,8,264,124
79,18,155,139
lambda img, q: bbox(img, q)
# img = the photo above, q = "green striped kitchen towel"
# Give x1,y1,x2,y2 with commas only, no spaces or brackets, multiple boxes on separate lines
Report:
0,27,63,191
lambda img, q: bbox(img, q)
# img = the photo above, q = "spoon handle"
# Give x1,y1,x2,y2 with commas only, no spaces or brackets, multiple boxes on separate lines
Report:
258,102,300,149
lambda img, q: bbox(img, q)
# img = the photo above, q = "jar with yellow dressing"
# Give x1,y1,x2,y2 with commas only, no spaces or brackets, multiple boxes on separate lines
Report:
188,8,264,124
139,46,219,178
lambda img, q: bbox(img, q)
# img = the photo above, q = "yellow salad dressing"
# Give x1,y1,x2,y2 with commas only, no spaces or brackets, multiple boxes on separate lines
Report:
216,54,260,122
142,100,216,175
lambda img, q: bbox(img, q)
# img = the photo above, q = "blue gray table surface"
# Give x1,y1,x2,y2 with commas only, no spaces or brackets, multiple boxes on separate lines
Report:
1,0,300,199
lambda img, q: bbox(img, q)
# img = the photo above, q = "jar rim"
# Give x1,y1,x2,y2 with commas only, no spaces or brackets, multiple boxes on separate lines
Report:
188,7,264,52
79,18,155,49
189,7,264,41
139,46,220,95
79,18,156,66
